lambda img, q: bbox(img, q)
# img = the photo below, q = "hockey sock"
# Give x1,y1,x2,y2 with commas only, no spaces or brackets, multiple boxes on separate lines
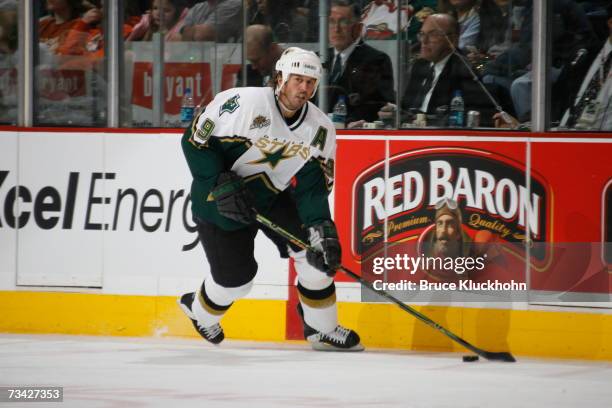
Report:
192,281,233,327
297,281,338,334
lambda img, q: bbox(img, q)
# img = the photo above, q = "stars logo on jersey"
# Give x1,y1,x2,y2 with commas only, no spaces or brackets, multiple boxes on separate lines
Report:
219,95,240,116
249,136,311,169
249,115,271,130
249,144,294,169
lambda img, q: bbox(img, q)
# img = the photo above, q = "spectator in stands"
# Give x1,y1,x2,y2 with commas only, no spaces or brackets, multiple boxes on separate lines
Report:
0,0,18,124
327,0,395,123
465,0,511,72
55,0,135,65
124,2,146,27
248,0,308,42
561,3,612,130
174,0,242,42
361,0,437,43
361,0,407,40
379,13,496,126
39,0,84,54
294,0,320,42
127,0,189,41
238,24,284,87
484,0,598,122
437,0,480,50
0,0,17,55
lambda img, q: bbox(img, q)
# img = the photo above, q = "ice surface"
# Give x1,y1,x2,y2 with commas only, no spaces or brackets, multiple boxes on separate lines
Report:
1,334,611,408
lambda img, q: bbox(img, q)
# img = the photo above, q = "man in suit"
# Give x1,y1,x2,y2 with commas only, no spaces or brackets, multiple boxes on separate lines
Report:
327,0,395,123
397,13,496,126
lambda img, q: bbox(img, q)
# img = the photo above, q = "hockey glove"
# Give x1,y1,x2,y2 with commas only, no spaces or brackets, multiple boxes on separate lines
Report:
211,171,255,224
306,220,341,277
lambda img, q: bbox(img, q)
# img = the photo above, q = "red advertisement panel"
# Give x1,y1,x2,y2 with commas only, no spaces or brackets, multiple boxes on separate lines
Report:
334,136,611,300
530,142,612,297
335,139,387,282
131,62,212,114
38,69,86,101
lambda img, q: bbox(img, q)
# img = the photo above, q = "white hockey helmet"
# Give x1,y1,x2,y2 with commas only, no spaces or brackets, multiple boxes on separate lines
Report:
274,47,323,99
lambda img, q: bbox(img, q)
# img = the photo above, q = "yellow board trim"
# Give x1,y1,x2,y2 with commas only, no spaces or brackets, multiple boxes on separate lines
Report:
1,291,611,360
338,303,612,361
0,291,285,342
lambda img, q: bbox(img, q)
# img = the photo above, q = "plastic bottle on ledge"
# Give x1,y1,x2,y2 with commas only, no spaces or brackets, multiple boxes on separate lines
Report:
332,95,347,129
449,90,465,128
181,88,195,127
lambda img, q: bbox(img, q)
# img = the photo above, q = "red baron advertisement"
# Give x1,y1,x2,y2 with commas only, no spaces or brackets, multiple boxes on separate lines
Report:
333,137,612,300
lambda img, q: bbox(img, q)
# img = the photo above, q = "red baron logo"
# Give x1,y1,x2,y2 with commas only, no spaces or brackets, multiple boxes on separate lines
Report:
351,147,551,261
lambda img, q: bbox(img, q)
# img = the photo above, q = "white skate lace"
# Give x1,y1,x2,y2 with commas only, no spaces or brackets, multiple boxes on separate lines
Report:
322,326,351,344
200,323,222,339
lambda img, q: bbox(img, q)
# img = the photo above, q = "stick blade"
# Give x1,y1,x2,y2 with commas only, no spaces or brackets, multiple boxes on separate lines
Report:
481,351,516,362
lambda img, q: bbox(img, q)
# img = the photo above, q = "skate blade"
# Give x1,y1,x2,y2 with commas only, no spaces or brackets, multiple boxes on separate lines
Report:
310,342,365,352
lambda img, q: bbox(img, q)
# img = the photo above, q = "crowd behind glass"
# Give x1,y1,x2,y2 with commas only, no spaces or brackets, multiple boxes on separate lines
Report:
0,0,610,131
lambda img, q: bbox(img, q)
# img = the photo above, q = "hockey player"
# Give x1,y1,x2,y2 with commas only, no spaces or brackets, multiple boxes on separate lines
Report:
179,47,363,351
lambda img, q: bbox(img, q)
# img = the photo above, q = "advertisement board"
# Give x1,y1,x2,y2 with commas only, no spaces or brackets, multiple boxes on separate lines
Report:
333,135,612,306
0,130,287,296
1,130,610,307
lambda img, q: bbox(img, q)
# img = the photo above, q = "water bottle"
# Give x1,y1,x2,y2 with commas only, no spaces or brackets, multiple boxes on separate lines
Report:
332,95,347,129
180,87,195,126
449,90,465,128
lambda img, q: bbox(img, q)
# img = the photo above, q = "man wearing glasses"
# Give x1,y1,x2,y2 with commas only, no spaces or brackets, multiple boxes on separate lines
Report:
387,13,495,126
327,0,395,124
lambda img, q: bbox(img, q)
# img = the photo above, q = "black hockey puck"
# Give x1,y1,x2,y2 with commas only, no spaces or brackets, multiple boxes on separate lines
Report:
462,355,479,362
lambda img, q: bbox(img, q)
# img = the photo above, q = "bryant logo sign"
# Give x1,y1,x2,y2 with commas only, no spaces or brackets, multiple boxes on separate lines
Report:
352,148,550,261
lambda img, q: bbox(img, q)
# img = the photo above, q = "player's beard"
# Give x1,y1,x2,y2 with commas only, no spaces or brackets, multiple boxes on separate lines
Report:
279,89,308,112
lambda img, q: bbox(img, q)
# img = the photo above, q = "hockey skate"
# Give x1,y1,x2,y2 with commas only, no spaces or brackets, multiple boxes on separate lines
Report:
178,292,224,345
297,303,364,352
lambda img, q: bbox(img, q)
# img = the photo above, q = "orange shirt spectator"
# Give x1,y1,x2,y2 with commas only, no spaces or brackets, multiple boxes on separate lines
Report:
38,0,84,54
57,4,136,69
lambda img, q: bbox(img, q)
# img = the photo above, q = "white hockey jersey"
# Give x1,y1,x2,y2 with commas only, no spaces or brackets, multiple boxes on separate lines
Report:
182,86,337,230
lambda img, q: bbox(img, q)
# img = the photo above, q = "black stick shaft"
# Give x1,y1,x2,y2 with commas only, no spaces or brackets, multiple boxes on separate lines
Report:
338,266,484,356
255,213,515,362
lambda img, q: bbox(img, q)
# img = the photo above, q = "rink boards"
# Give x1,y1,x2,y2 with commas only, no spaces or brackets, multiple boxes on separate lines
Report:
0,128,611,360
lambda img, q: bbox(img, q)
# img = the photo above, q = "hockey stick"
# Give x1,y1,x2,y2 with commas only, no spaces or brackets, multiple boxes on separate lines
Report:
255,213,516,363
